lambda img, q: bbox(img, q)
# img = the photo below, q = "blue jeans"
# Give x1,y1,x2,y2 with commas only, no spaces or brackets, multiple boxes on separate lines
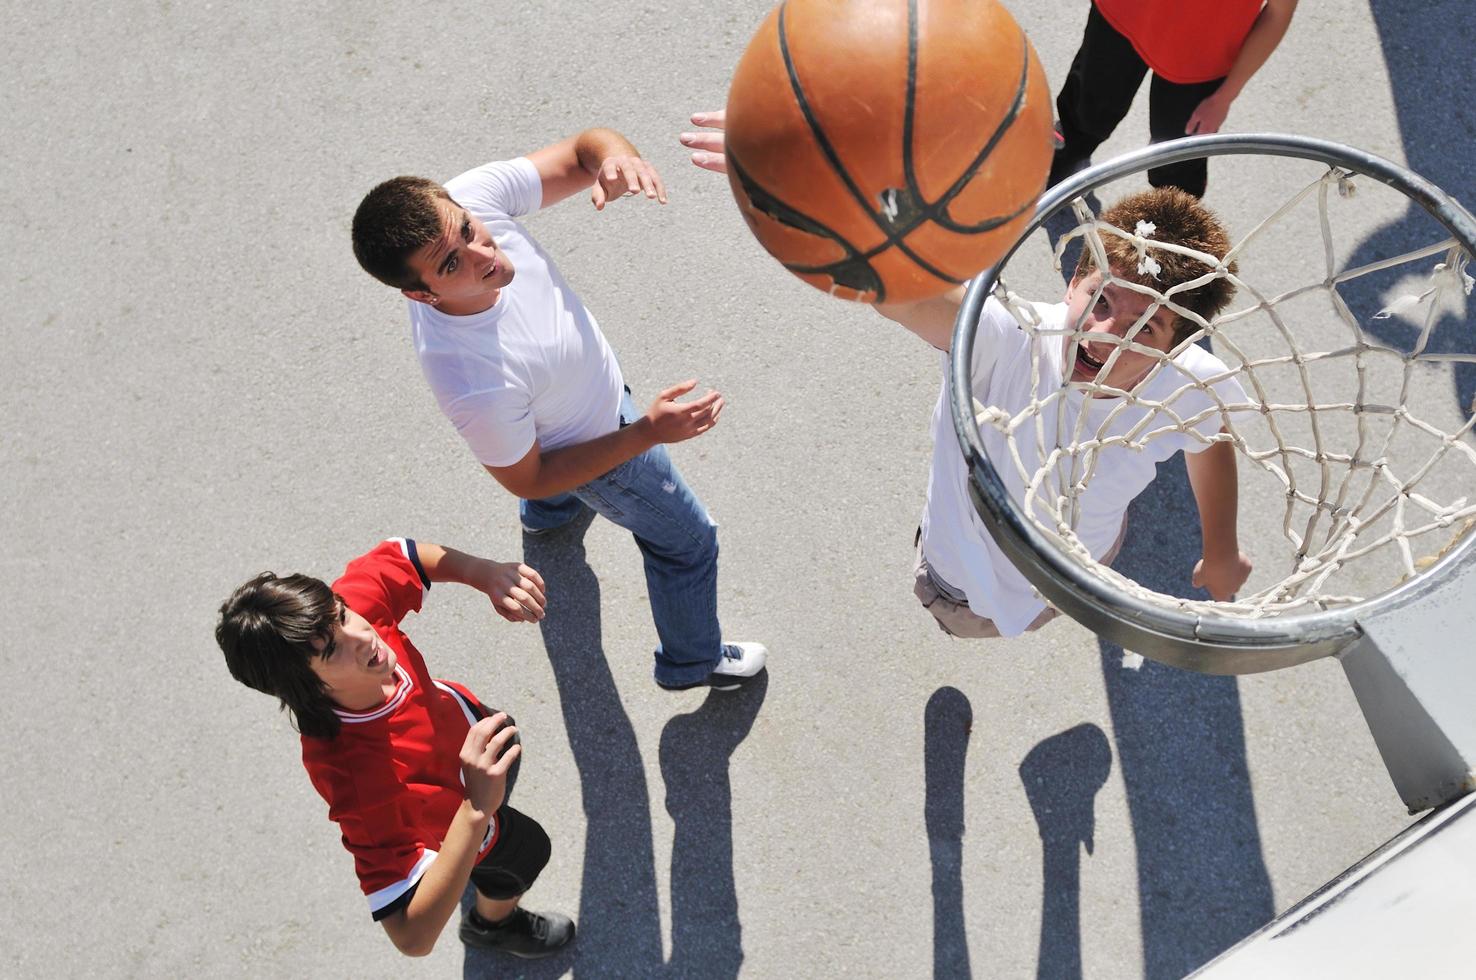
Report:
520,390,723,687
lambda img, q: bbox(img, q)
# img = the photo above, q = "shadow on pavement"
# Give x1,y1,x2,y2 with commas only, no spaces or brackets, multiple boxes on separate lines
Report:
462,509,764,978
924,685,974,979
662,670,768,979
1019,723,1112,980
1340,0,1476,417
1100,458,1274,979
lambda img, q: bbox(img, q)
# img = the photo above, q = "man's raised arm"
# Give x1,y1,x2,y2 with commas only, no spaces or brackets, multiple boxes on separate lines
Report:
526,128,668,210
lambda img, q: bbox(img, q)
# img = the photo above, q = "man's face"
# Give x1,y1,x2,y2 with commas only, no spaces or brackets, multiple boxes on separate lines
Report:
403,198,515,311
309,600,398,704
1062,271,1180,392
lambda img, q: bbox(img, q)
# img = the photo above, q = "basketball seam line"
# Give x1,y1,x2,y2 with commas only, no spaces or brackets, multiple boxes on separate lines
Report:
774,1,1039,279
775,0,960,296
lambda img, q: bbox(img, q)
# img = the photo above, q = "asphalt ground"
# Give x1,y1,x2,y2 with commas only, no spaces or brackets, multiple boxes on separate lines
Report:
4,0,1473,976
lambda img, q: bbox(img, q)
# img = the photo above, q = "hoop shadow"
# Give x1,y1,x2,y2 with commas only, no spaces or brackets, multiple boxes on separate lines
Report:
1099,458,1274,978
1019,723,1113,980
461,509,762,978
1345,0,1476,415
924,686,974,979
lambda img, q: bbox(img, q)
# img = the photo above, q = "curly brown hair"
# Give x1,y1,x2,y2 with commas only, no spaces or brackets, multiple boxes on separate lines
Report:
1073,187,1237,344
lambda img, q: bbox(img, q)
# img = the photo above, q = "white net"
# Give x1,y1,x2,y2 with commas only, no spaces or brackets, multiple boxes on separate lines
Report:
978,165,1476,621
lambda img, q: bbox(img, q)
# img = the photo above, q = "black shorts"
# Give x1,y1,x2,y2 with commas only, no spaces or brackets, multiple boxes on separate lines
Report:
463,707,548,900
468,803,552,900
374,803,552,918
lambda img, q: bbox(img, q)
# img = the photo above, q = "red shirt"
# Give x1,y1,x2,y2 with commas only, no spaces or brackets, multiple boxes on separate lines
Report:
1095,0,1264,84
300,539,496,920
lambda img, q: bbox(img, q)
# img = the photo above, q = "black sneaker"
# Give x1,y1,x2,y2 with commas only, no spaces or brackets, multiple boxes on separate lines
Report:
658,642,768,692
459,906,575,959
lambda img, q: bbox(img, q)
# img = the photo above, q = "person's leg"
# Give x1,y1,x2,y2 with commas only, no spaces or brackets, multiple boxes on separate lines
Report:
462,805,573,957
571,389,755,687
1145,75,1223,197
519,492,591,535
575,439,726,686
1052,3,1151,186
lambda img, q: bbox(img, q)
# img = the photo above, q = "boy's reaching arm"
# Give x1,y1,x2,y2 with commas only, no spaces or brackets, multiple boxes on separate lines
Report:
872,286,967,352
379,715,521,956
1185,432,1253,601
1185,0,1299,136
526,127,668,210
415,542,547,623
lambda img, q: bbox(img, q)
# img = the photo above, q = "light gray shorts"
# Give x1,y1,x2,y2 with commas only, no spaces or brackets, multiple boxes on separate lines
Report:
911,524,1124,639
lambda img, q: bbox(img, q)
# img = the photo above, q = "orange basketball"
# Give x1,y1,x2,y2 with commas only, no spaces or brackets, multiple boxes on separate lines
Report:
724,0,1054,304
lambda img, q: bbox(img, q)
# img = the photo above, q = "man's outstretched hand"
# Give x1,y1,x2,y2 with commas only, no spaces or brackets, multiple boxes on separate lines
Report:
679,110,728,174
639,379,725,444
592,154,668,209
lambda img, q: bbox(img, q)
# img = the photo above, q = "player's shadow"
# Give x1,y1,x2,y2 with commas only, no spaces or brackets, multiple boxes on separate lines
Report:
1099,457,1274,979
461,509,763,979
461,508,661,979
1341,0,1475,414
661,671,768,979
924,686,974,979
1019,723,1113,980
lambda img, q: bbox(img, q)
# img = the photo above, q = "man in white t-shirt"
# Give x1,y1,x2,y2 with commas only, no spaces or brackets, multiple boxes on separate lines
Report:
876,188,1254,637
351,127,765,689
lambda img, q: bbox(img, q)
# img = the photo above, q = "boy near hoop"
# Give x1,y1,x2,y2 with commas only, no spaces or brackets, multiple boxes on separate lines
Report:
681,115,1252,638
214,538,573,958
876,189,1254,637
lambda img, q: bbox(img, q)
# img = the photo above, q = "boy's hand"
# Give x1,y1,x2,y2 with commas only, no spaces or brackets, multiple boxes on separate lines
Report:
1186,91,1233,136
638,379,725,444
478,561,547,623
592,154,668,209
460,714,521,819
679,110,727,173
1192,551,1253,601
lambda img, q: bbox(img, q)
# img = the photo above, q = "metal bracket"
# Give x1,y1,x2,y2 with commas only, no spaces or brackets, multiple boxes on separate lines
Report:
1341,553,1476,812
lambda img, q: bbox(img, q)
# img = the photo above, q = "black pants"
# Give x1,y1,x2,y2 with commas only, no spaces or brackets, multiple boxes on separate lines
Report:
1054,3,1223,197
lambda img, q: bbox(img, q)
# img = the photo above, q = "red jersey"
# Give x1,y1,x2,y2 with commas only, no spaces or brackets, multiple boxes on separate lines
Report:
1095,0,1264,84
300,539,497,920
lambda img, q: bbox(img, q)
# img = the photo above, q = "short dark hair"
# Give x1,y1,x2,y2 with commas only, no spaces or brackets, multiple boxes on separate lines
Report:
1074,187,1238,345
215,572,342,739
351,176,452,291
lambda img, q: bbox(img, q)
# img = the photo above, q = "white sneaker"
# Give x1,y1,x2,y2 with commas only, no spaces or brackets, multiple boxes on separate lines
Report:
660,642,767,691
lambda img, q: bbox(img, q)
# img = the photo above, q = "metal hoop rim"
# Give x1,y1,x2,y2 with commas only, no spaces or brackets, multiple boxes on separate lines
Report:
950,133,1476,672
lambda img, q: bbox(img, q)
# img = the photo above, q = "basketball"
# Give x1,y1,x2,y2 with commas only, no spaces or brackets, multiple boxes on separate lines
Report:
724,0,1055,304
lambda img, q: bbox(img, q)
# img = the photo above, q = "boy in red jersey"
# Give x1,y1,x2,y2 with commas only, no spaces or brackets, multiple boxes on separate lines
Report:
215,537,573,959
1050,0,1299,196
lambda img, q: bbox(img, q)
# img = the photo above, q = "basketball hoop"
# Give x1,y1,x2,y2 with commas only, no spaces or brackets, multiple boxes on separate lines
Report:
952,134,1476,811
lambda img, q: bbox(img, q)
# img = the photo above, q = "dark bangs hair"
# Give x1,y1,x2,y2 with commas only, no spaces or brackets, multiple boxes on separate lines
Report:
215,572,342,739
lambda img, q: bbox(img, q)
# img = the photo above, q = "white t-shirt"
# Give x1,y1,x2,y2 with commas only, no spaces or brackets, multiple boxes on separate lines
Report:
921,296,1248,636
408,158,624,468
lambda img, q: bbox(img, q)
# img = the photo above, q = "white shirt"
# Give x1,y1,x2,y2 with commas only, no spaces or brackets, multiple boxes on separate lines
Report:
408,158,624,468
921,296,1248,635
